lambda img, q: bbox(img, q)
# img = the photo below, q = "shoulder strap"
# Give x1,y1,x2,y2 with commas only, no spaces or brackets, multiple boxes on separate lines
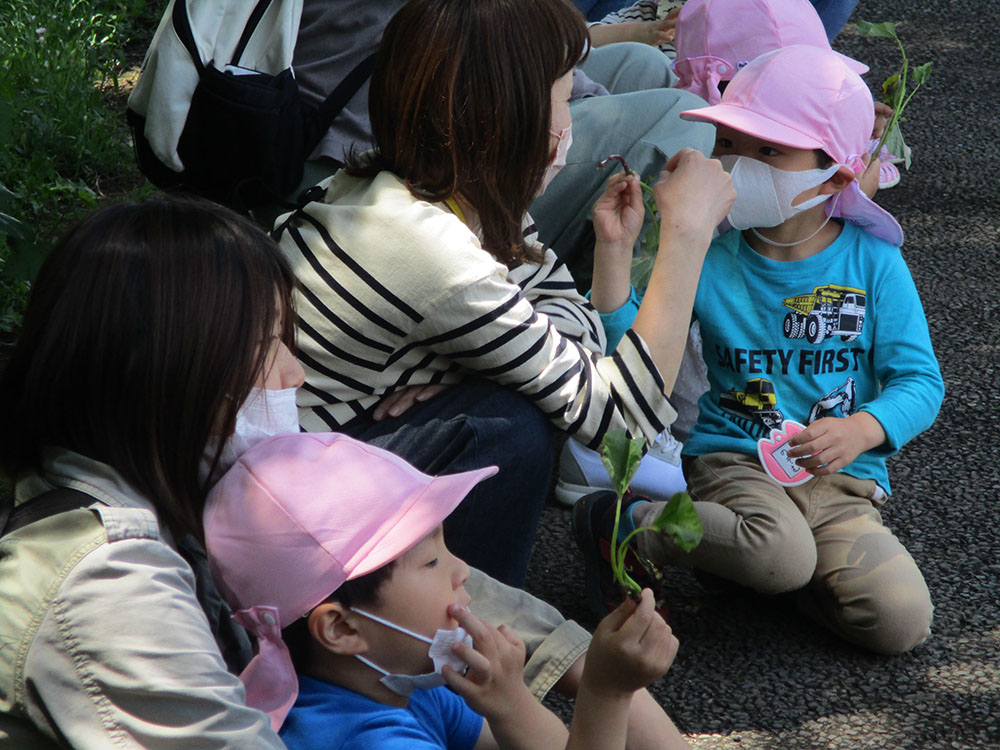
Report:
229,0,275,66
0,488,96,538
171,0,205,73
305,52,378,151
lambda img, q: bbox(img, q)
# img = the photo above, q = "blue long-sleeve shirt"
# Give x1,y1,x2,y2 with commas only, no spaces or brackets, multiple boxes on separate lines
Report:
597,223,944,493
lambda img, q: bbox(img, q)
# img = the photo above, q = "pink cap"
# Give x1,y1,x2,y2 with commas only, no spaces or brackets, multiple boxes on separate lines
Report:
681,45,903,246
205,432,497,731
672,0,868,104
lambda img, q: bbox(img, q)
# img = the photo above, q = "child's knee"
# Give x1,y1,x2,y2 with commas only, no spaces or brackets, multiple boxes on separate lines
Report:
741,521,817,595
695,504,817,594
846,578,934,655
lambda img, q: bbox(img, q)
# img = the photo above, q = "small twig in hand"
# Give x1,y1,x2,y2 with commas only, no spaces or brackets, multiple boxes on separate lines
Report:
598,154,633,175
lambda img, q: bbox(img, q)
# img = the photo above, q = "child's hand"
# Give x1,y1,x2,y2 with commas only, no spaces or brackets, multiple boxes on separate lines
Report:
859,153,881,199
872,101,893,140
653,150,735,247
636,15,676,46
441,604,532,721
787,412,887,475
581,589,678,698
593,171,644,256
588,13,676,48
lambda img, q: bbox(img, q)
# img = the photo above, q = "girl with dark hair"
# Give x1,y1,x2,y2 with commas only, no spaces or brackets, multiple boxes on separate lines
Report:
277,0,734,584
0,197,300,747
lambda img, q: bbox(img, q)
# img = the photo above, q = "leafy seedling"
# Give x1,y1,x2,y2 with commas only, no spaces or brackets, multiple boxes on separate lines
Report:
598,155,661,291
600,429,703,599
855,20,932,169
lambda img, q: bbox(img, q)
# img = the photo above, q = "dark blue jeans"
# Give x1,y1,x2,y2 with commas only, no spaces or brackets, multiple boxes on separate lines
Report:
809,0,860,41
338,380,555,587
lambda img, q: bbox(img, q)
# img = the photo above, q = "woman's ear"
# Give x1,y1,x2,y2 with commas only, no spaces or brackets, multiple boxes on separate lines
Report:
308,603,369,656
820,164,856,196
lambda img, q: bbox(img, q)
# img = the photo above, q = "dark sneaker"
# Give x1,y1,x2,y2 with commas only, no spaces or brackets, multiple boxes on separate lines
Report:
571,489,669,622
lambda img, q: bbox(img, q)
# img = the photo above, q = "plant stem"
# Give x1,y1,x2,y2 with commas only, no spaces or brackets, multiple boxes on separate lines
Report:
610,492,624,582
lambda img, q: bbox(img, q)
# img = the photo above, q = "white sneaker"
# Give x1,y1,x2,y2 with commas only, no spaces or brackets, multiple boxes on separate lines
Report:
554,431,687,507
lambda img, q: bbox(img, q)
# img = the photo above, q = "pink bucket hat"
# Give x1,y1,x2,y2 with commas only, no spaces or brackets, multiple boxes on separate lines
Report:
672,0,868,105
681,45,903,246
204,432,497,731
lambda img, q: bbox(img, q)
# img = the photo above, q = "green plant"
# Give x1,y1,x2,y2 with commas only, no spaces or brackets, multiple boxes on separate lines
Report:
600,429,702,599
854,21,932,169
598,154,661,291
0,0,157,335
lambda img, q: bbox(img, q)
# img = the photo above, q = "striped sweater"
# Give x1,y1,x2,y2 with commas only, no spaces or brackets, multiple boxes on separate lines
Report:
276,170,674,449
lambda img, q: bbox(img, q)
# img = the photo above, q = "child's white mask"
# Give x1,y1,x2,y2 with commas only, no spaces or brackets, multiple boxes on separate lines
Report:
720,154,840,230
201,387,300,482
538,125,573,196
351,607,473,696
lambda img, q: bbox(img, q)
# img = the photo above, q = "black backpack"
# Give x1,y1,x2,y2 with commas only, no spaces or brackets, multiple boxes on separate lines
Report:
126,0,374,212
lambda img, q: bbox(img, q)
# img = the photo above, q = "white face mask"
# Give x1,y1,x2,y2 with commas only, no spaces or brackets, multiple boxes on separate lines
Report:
351,607,473,697
720,154,839,230
201,387,300,482
537,125,573,196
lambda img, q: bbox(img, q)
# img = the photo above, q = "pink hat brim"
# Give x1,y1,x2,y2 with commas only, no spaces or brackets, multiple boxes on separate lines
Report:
344,464,498,582
681,102,826,150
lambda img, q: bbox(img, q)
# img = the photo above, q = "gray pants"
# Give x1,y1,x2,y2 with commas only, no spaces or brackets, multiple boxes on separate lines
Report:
530,42,715,289
635,451,933,654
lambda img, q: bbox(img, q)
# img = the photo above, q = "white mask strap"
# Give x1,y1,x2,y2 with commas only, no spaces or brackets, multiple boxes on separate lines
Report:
350,608,433,645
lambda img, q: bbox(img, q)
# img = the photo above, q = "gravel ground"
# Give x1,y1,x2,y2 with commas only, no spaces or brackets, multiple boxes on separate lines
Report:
525,1,1000,747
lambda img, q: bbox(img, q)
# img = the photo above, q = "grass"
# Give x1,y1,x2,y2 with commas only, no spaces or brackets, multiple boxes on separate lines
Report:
0,0,161,343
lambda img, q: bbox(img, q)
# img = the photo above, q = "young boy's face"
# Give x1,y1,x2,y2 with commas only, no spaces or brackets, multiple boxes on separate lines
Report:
713,124,823,173
363,525,471,675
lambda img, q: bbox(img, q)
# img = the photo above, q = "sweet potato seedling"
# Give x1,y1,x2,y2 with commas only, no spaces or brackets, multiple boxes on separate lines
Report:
600,429,703,599
855,20,932,169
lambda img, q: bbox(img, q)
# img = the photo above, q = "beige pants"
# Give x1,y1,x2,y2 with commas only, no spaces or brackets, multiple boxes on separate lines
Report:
634,451,933,654
466,568,591,699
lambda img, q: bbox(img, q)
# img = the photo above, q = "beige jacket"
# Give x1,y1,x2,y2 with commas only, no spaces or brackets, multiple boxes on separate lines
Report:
0,450,283,749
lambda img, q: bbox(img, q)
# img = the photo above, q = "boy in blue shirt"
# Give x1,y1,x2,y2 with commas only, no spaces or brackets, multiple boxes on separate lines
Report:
575,45,943,655
206,432,680,749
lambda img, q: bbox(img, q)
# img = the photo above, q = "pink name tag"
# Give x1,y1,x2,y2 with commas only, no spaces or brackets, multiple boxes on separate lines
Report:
757,421,812,486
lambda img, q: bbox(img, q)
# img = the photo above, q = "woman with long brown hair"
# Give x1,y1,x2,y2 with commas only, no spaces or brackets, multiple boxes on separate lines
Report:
277,0,733,586
0,197,300,746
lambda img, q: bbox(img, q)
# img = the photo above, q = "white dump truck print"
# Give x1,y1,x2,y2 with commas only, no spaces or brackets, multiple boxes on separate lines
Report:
781,284,866,344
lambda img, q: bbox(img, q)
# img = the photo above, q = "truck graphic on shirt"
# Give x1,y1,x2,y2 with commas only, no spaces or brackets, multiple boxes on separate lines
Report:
781,284,866,344
719,378,784,431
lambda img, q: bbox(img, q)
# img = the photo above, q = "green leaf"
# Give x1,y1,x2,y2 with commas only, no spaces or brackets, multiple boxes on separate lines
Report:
913,61,932,86
881,73,903,107
649,491,703,553
854,20,898,40
600,429,645,497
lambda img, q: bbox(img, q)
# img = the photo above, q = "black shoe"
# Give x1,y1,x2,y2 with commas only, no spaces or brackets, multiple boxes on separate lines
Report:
572,489,669,622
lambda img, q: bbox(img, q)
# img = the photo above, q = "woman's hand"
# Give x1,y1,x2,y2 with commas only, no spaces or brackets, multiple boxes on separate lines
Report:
787,412,887,476
592,172,643,312
652,149,735,250
593,171,644,255
372,384,448,420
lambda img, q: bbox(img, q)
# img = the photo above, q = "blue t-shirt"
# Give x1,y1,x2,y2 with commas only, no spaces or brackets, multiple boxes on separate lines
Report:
280,676,483,750
597,223,943,493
